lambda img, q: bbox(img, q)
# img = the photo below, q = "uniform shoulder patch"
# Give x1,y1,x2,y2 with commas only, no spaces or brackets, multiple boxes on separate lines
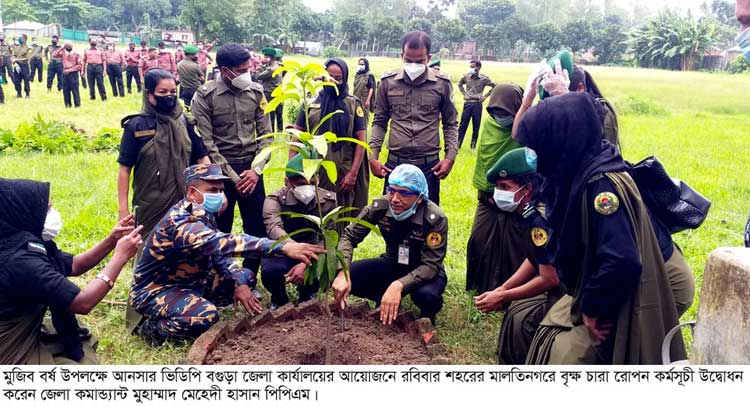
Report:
259,96,269,111
27,242,47,255
356,105,365,118
594,192,619,215
427,232,443,247
531,227,548,247
381,70,398,79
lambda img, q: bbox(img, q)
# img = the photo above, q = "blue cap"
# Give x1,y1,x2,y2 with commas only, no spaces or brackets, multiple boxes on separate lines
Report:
388,164,429,198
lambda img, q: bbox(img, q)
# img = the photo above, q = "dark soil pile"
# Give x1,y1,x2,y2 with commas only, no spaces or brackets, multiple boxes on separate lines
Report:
205,314,431,365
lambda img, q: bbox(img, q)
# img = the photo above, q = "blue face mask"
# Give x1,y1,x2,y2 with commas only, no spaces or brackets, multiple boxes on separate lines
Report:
389,195,422,221
194,188,225,214
736,28,750,62
491,114,514,128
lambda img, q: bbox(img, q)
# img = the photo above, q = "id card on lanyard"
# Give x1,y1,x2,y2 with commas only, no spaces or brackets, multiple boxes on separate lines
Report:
398,241,410,265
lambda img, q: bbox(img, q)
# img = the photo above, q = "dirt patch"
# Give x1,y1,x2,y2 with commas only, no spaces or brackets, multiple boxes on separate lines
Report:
205,313,431,365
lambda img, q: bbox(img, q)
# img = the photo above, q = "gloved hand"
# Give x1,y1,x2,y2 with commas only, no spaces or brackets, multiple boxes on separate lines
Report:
13,63,21,74
541,59,570,97
523,59,551,105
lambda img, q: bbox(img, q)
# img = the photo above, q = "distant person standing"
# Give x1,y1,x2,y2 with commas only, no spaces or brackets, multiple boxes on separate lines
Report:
191,43,272,295
255,47,282,131
428,59,441,72
83,39,107,101
176,45,204,107
53,42,84,108
370,31,459,205
457,59,496,150
105,43,125,98
353,57,376,113
0,36,12,83
45,35,63,92
196,42,213,77
138,40,149,59
156,41,176,75
29,38,44,83
11,34,33,99
125,42,142,94
175,42,185,64
139,48,160,80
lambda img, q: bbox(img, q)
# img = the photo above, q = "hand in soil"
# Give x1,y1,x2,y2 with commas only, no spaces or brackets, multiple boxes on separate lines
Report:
234,284,263,315
380,281,403,325
284,262,307,285
281,242,325,266
474,289,506,313
332,271,351,310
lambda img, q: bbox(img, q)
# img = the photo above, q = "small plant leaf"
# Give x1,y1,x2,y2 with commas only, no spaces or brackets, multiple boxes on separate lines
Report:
320,160,338,184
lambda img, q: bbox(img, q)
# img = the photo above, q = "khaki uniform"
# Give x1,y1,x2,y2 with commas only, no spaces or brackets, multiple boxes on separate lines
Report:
11,43,32,96
260,186,337,306
45,43,63,91
176,58,203,107
0,43,12,82
371,69,458,205
255,60,281,97
338,197,449,320
457,72,496,149
191,76,273,278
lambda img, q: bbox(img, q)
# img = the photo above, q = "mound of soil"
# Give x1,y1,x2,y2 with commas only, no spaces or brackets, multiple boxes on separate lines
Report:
205,314,431,365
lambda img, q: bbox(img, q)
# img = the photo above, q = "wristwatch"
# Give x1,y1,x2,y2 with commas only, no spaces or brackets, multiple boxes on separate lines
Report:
95,273,115,288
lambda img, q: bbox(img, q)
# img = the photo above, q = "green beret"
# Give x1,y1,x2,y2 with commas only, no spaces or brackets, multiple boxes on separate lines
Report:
429,60,441,68
286,154,305,179
274,48,284,59
539,50,574,100
183,45,199,55
184,163,230,184
486,147,538,183
261,47,276,57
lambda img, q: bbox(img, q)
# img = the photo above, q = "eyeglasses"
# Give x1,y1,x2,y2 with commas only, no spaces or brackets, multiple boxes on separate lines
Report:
386,186,419,197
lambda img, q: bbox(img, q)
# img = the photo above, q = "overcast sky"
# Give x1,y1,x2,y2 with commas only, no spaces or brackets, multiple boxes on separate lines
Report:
302,0,715,17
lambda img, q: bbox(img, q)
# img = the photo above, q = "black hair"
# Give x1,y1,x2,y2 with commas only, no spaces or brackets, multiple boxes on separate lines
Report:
216,43,251,69
52,35,58,39
512,173,543,201
158,41,165,47
140,40,147,46
402,31,431,54
144,69,175,93
568,66,604,99
470,59,481,69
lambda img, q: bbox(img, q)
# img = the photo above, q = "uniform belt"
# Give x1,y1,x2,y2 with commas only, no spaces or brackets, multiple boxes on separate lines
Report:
226,153,257,165
388,153,440,165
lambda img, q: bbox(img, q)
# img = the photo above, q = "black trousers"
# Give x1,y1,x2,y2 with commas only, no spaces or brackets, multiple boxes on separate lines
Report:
0,83,4,103
265,91,283,132
384,155,441,205
30,58,43,82
260,257,319,306
12,62,30,96
106,64,125,97
86,64,106,100
47,59,63,90
0,57,11,82
349,257,447,321
125,65,141,93
217,162,267,279
179,86,196,107
62,72,81,108
458,102,483,149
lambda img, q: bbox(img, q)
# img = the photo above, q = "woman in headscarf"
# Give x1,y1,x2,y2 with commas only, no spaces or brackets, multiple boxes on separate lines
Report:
353,57,376,113
517,92,687,364
0,179,142,364
116,68,210,237
465,83,528,294
293,58,370,212
568,66,619,147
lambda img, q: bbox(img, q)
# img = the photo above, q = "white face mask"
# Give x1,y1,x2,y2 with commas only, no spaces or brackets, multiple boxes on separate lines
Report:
229,70,253,90
292,185,316,205
403,62,426,81
493,185,525,213
42,207,63,242
467,68,476,75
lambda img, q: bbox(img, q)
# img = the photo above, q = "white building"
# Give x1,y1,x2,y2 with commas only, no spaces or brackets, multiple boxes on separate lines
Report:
2,21,59,39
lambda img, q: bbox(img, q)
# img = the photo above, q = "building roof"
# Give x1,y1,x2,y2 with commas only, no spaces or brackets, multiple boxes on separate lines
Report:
5,21,47,30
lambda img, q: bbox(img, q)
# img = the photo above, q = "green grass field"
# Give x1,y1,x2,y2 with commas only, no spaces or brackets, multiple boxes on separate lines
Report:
0,55,748,364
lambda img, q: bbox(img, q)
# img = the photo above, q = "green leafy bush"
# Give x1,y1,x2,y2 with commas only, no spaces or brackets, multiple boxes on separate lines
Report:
0,116,121,155
322,46,347,59
728,55,750,74
623,95,669,115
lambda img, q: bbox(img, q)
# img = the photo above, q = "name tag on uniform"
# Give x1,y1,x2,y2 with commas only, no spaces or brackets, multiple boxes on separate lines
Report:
398,243,410,265
388,90,405,96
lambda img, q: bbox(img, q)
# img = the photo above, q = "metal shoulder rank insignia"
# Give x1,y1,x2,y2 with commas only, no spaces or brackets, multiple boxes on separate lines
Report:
356,105,365,117
427,232,443,248
27,242,47,255
531,227,548,247
594,192,619,215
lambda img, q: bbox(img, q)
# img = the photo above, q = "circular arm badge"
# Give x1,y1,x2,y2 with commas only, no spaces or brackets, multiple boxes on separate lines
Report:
594,192,619,215
531,227,548,247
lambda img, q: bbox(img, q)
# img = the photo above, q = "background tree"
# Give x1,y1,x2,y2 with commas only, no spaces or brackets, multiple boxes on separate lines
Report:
561,18,595,53
371,17,405,52
531,22,564,56
434,18,467,54
592,14,627,64
457,0,515,28
406,17,433,35
337,14,367,50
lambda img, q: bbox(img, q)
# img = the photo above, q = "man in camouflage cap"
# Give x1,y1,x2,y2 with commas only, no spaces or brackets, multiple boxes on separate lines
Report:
129,163,324,345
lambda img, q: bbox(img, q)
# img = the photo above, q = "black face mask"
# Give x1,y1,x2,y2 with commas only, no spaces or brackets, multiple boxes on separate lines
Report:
52,40,58,45
323,83,343,97
90,43,97,47
153,95,178,114
64,47,72,52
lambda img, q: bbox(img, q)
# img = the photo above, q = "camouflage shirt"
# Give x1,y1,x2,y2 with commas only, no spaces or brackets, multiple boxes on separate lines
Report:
130,199,284,309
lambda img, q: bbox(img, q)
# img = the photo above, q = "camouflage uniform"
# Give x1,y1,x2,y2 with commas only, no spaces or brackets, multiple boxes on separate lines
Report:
130,192,284,341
